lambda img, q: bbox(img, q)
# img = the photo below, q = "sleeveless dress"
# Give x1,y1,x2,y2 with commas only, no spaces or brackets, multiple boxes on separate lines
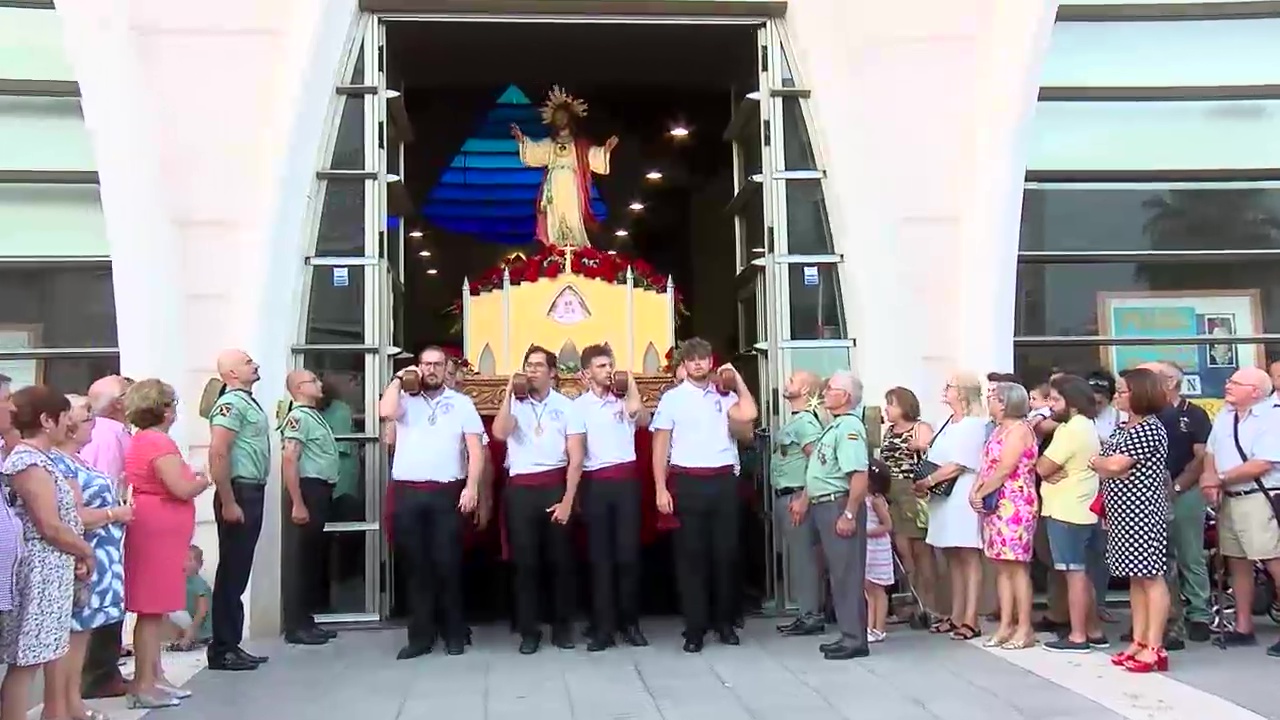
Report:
0,444,82,666
880,424,928,540
979,424,1039,562
865,496,895,586
123,429,197,614
50,450,125,632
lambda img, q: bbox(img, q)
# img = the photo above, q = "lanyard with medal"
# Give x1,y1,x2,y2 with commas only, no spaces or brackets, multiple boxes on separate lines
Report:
422,392,445,426
529,399,550,437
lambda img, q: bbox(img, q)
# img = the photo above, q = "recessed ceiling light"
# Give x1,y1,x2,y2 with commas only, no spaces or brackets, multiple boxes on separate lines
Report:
387,174,401,183
645,171,663,181
669,126,690,138
418,250,431,257
614,229,629,237
386,89,402,99
426,268,438,275
607,250,618,255
628,201,644,211
408,230,423,238
752,247,766,253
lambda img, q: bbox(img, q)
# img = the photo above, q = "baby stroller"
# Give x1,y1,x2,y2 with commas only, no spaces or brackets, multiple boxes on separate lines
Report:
1204,506,1280,635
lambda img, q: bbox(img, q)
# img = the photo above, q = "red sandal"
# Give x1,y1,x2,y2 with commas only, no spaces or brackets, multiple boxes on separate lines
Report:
1110,642,1144,666
1122,646,1167,673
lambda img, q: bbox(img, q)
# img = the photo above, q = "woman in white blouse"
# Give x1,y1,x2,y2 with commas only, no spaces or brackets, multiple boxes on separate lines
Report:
914,372,989,640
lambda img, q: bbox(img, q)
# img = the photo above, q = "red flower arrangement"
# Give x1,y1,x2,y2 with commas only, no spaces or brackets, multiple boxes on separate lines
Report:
445,246,688,317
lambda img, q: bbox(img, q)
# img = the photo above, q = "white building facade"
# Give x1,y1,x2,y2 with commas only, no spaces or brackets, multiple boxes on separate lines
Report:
4,0,1278,635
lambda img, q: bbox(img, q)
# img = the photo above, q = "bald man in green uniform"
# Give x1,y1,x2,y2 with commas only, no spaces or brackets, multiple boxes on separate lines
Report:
773,371,827,636
802,370,871,661
281,369,341,646
207,349,271,672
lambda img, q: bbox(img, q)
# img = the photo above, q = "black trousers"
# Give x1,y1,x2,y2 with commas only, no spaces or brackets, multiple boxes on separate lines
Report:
505,482,575,636
582,478,642,635
211,482,265,655
284,477,333,633
671,470,740,636
393,481,466,646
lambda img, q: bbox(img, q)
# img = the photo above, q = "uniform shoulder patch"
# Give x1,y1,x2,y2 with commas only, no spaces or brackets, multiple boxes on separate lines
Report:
284,415,301,432
846,432,861,441
212,403,233,419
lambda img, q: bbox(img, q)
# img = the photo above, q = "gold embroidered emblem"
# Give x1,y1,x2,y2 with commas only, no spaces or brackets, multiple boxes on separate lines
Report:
212,404,233,419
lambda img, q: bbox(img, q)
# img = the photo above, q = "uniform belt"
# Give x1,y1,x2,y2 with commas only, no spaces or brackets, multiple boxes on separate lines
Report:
774,486,802,499
508,467,567,487
394,479,463,491
809,491,849,506
1225,485,1277,499
671,465,733,477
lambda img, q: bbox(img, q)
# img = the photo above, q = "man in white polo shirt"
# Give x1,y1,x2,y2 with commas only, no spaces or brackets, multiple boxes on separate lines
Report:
568,343,651,652
492,345,585,654
377,346,483,660
652,337,758,653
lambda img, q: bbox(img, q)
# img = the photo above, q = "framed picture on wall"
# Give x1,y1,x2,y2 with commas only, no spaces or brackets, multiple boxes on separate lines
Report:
1096,290,1263,398
0,324,44,390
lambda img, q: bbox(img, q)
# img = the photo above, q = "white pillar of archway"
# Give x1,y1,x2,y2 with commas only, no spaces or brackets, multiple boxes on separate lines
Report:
784,0,1058,411
53,0,360,639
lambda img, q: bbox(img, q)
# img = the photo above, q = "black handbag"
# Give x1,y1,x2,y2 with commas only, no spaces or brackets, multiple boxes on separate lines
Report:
911,417,956,497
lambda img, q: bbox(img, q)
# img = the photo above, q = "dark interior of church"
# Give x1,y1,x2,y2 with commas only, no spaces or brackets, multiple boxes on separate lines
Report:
379,21,763,622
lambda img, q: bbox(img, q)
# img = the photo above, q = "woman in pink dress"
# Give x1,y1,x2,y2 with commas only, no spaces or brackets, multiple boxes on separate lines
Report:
969,381,1039,650
121,380,209,710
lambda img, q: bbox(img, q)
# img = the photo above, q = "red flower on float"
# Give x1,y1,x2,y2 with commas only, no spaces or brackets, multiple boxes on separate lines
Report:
444,246,689,318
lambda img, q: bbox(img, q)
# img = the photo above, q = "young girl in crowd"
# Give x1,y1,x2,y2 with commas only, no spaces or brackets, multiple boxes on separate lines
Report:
865,463,895,643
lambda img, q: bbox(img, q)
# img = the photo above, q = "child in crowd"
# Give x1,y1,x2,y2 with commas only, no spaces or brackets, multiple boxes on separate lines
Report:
864,463,895,643
167,545,212,651
1028,382,1053,427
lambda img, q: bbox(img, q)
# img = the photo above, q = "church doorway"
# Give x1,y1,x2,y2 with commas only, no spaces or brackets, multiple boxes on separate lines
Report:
293,10,852,628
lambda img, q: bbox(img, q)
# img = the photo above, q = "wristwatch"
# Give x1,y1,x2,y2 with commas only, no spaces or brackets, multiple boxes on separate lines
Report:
842,510,855,521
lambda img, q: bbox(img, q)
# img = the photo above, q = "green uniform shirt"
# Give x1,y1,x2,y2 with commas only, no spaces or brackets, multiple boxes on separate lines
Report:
209,389,271,483
185,574,213,641
804,413,870,496
772,410,824,489
281,404,340,483
321,400,360,499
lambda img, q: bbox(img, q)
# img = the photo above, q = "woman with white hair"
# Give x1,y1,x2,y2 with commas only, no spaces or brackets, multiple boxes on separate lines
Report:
914,372,989,640
970,382,1039,649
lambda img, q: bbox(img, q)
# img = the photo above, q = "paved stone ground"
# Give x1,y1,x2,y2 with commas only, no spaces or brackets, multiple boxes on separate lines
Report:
138,616,1279,720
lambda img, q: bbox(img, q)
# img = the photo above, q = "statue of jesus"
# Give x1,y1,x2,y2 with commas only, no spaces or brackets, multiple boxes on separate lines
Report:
510,86,618,249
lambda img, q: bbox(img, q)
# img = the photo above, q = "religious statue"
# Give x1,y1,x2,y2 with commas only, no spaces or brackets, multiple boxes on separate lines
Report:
510,86,619,249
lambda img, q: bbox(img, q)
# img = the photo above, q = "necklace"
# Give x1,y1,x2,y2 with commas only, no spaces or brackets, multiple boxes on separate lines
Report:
529,398,549,437
421,391,445,426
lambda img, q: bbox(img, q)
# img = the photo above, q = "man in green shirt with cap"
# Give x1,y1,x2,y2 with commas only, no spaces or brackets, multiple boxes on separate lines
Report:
801,370,871,660
772,371,827,636
207,349,272,672
280,368,341,646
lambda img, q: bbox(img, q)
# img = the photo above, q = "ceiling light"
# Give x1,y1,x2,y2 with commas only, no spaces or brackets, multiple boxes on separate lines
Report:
418,250,431,257
752,247,766,253
614,229,629,237
746,91,762,101
387,174,401,183
628,201,644,211
607,250,618,255
669,126,690,138
426,268,438,275
408,230,423,238
645,171,663,181
386,89,401,99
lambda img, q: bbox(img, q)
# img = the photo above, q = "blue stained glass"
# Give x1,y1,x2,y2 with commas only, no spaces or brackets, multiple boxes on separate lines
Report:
423,84,607,245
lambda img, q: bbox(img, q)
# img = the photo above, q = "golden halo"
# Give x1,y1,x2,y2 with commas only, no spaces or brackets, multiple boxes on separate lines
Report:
540,85,589,125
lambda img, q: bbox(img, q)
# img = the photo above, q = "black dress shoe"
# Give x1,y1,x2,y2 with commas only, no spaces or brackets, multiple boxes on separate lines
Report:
312,626,338,640
776,618,802,633
396,643,433,660
782,619,825,636
518,633,542,655
445,637,466,656
586,634,615,652
682,637,704,653
715,627,740,646
823,643,870,661
818,639,844,653
621,626,649,647
234,647,269,664
208,651,258,671
284,628,328,646
551,626,576,650
1188,621,1211,643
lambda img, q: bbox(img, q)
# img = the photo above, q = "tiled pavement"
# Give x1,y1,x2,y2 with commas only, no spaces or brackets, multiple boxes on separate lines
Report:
127,617,1278,720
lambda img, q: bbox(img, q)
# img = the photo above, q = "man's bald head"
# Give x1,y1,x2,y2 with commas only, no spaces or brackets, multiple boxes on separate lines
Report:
286,369,322,403
216,349,260,389
793,371,820,396
1226,366,1273,408
1136,361,1182,397
87,375,127,419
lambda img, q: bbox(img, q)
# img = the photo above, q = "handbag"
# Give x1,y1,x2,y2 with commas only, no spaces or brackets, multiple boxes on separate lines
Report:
911,417,956,498
1231,415,1280,520
1089,491,1105,520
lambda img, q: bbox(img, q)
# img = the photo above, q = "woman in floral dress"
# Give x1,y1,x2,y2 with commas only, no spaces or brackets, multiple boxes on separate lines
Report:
970,382,1039,649
0,386,94,720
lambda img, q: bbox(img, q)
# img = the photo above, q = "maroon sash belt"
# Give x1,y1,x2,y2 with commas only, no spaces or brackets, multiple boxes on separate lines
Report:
508,466,568,487
670,464,734,477
583,461,637,481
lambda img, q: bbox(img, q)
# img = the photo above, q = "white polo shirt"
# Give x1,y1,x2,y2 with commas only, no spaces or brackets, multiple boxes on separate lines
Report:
651,381,739,469
506,389,575,476
568,388,638,472
391,388,484,483
1207,399,1280,493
